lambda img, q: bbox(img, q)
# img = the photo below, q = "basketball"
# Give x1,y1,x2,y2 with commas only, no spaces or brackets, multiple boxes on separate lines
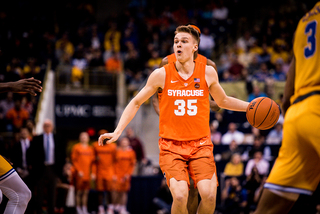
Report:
246,97,280,130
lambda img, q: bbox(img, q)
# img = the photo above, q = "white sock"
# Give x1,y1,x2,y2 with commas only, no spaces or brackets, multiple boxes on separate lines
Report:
82,205,88,213
99,205,105,211
108,204,114,210
76,206,83,214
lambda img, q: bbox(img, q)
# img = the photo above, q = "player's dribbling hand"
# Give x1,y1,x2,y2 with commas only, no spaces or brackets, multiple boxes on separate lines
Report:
98,132,119,146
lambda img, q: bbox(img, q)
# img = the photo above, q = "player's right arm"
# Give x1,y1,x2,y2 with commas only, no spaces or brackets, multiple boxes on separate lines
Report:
152,57,169,116
0,78,42,96
99,68,166,145
282,57,295,115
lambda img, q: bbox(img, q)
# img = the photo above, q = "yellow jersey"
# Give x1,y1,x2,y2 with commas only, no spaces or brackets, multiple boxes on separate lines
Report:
292,1,320,103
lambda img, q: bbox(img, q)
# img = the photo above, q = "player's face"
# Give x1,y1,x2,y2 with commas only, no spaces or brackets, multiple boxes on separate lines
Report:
173,32,198,63
79,132,89,143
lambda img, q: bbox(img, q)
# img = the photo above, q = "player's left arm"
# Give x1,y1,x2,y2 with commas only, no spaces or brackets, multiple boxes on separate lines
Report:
282,56,295,115
206,59,221,111
206,66,249,112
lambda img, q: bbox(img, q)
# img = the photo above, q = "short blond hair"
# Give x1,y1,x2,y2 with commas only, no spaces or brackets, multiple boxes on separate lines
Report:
175,25,200,45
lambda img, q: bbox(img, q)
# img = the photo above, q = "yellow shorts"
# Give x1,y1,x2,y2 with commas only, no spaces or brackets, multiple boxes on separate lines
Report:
0,155,14,182
265,95,320,195
159,135,217,188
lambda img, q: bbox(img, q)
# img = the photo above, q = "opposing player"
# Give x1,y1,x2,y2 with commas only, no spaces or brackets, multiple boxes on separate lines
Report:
99,25,249,214
253,2,320,213
152,25,220,214
0,77,42,213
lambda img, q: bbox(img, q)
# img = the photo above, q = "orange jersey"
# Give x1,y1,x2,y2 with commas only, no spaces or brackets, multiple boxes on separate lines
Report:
92,141,117,177
114,148,136,177
167,53,207,64
71,143,95,181
159,61,210,140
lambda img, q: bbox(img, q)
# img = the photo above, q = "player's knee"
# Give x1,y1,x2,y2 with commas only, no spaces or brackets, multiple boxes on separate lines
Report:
201,192,216,204
18,187,31,207
173,193,188,205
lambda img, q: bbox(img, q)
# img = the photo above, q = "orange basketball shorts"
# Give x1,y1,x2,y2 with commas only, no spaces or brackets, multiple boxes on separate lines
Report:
114,176,131,192
159,135,217,188
75,176,91,190
96,175,114,191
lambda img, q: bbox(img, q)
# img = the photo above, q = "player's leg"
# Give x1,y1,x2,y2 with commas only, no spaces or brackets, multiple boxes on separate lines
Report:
254,100,320,213
187,178,198,214
253,188,298,214
81,188,90,214
0,171,31,214
169,178,189,214
196,173,217,214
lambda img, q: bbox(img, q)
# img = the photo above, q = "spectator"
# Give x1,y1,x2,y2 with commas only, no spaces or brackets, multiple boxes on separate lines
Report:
210,120,221,145
252,62,272,82
147,50,162,70
125,127,147,175
242,136,272,161
71,48,87,87
6,94,29,131
55,32,75,62
11,127,31,182
55,162,75,214
245,151,269,177
247,54,261,76
271,59,286,81
223,153,244,177
0,92,14,120
105,51,123,74
153,178,172,214
221,140,244,161
71,132,95,214
112,137,136,214
104,22,121,61
247,85,267,102
266,123,283,145
28,119,66,214
88,48,105,68
228,54,244,80
199,27,215,59
236,31,256,53
238,46,255,68
221,122,245,145
221,177,248,214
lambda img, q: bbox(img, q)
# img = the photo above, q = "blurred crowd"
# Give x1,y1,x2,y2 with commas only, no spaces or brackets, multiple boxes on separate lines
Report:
0,0,318,214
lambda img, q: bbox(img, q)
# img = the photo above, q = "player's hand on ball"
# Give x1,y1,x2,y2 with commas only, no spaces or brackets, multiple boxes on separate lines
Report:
98,132,119,145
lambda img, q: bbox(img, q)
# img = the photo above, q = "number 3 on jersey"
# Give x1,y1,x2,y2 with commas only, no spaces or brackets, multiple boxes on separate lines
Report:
174,99,197,116
304,21,317,58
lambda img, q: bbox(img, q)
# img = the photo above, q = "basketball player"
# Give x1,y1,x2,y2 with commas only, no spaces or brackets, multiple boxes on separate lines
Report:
92,129,117,214
71,132,95,214
151,25,220,214
99,25,249,214
253,2,320,213
0,77,42,213
152,25,220,115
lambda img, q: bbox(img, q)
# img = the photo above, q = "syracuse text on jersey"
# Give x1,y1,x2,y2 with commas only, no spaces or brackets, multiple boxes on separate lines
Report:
167,89,204,97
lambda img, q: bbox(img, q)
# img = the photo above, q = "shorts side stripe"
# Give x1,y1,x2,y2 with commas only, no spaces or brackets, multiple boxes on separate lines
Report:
264,182,313,195
0,168,15,182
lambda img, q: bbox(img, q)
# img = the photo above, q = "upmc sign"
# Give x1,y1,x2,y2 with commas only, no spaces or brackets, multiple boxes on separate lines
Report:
55,94,117,129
